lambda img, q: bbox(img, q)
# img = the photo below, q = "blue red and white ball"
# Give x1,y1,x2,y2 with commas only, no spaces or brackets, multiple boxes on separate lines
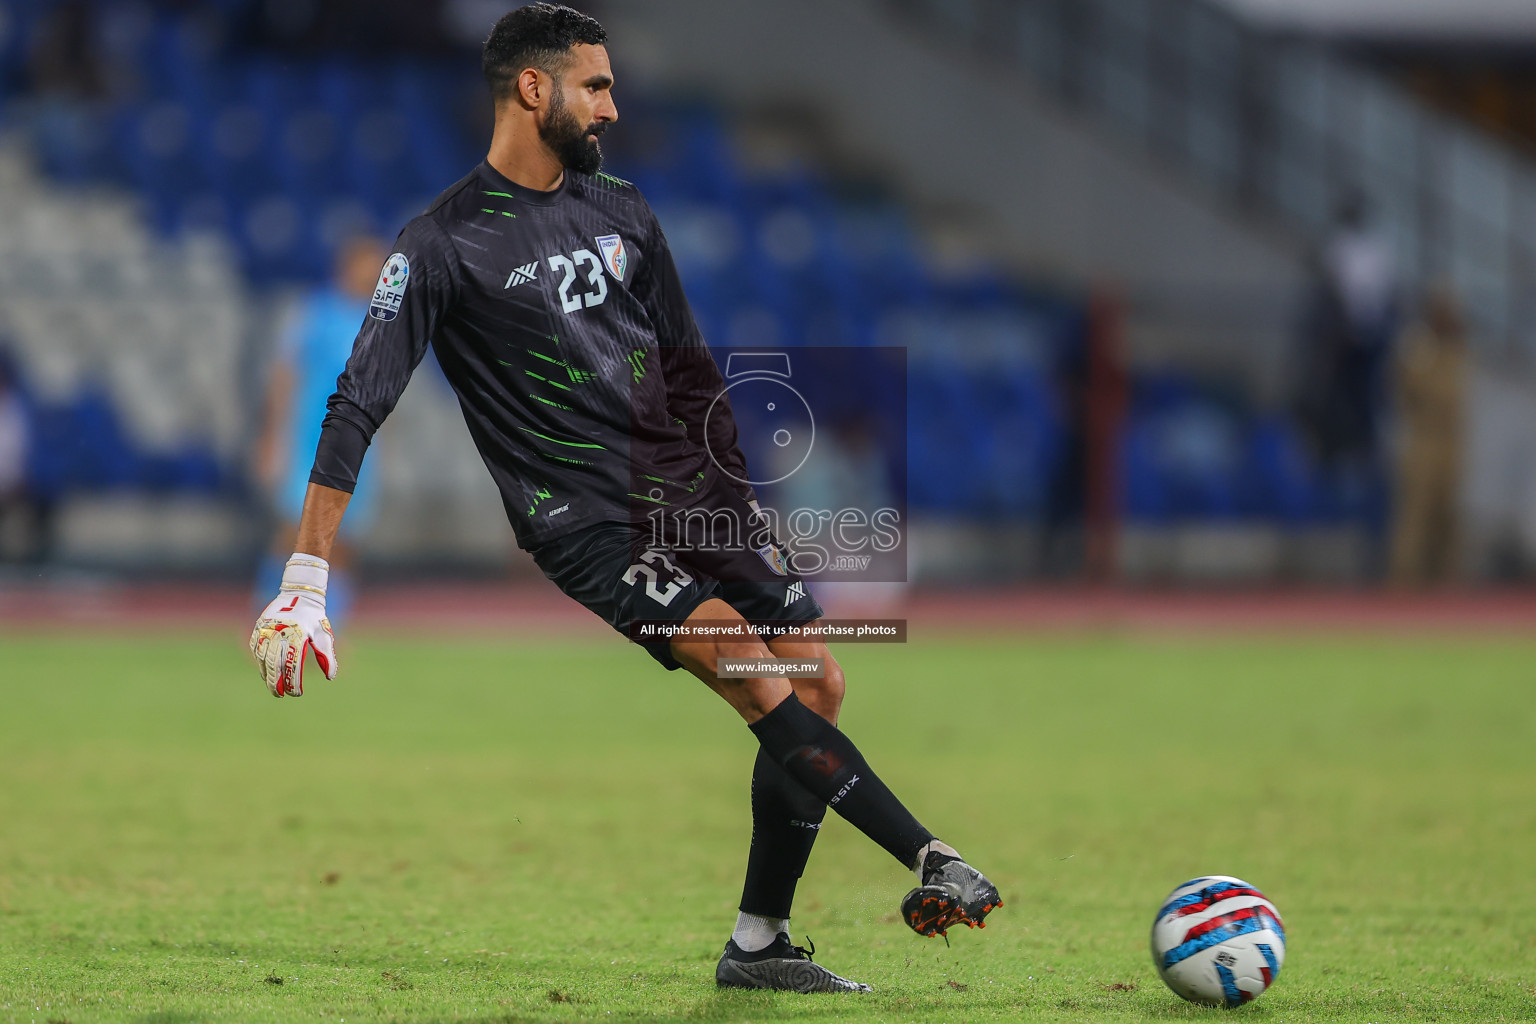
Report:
1150,875,1286,1006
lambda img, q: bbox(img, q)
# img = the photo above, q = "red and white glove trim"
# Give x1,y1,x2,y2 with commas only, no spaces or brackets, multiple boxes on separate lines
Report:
249,552,339,698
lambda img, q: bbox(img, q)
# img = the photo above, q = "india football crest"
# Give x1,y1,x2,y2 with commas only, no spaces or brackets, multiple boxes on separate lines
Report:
595,233,627,282
370,252,409,321
757,542,789,576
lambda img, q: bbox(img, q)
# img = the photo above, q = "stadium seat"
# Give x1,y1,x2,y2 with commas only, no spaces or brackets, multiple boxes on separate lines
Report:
1,5,1095,521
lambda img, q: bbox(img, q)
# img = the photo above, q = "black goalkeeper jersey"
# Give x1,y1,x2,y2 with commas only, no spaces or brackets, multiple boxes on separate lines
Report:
309,160,756,548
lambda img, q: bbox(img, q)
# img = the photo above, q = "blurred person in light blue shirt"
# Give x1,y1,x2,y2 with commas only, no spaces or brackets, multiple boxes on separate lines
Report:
254,236,389,619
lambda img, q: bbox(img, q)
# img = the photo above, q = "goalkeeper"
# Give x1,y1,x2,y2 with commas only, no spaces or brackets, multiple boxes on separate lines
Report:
249,2,1000,994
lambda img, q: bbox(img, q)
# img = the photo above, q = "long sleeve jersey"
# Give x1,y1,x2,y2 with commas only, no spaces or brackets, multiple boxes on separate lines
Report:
309,161,755,548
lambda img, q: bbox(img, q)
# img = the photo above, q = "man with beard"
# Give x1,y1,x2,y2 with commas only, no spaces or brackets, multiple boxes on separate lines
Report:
249,2,1000,993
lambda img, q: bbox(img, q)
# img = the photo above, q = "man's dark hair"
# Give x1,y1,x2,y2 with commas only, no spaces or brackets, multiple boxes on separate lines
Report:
482,3,607,103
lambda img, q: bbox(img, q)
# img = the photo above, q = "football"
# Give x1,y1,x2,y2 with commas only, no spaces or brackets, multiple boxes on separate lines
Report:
1150,875,1286,1006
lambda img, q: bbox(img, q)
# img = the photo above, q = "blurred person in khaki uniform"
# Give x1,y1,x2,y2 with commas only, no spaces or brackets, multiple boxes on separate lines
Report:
1389,285,1466,586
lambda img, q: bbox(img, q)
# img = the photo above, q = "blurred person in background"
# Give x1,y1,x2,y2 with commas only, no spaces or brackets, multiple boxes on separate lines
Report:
0,350,41,565
253,235,389,621
1296,191,1402,560
1389,284,1467,586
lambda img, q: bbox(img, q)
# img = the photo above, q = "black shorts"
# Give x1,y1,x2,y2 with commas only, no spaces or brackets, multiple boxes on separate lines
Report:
527,484,825,671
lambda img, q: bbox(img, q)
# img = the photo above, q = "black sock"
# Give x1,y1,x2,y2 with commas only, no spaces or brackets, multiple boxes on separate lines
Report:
739,748,828,919
748,693,934,870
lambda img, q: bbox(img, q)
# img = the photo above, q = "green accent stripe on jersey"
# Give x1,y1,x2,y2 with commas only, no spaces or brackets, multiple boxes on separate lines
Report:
525,370,572,391
529,393,574,411
628,492,671,506
526,348,595,385
520,428,606,450
483,191,516,198
636,472,702,493
540,453,592,466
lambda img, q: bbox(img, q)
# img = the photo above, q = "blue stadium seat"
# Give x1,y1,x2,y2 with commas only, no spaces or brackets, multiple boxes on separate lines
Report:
2,11,1093,513
1121,379,1250,522
1246,416,1320,524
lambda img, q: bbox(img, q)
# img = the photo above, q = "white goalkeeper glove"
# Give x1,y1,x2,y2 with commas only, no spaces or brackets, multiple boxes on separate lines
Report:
249,553,338,698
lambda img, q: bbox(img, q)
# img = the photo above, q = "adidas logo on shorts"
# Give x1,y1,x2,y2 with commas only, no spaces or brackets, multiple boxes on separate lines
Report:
784,581,806,607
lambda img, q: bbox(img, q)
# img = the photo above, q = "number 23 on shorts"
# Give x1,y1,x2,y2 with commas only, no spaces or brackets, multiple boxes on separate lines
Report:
622,549,694,606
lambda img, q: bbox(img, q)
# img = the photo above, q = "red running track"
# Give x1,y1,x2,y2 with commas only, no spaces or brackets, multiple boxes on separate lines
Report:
0,582,1532,636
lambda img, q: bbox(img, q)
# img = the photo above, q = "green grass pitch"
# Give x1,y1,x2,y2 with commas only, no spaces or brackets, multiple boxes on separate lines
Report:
1,628,1533,1022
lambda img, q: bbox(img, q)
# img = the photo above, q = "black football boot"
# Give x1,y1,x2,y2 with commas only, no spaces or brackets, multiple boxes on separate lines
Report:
715,934,872,993
901,850,1003,937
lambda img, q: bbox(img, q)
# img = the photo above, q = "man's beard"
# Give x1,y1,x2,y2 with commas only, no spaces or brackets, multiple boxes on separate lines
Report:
539,89,604,175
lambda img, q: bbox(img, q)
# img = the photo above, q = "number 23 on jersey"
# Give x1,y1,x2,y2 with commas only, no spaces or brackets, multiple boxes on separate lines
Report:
546,234,627,314
548,249,608,313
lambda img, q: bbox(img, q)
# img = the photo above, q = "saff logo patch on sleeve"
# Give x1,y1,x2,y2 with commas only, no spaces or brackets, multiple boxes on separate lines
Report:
369,252,410,321
595,234,627,282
